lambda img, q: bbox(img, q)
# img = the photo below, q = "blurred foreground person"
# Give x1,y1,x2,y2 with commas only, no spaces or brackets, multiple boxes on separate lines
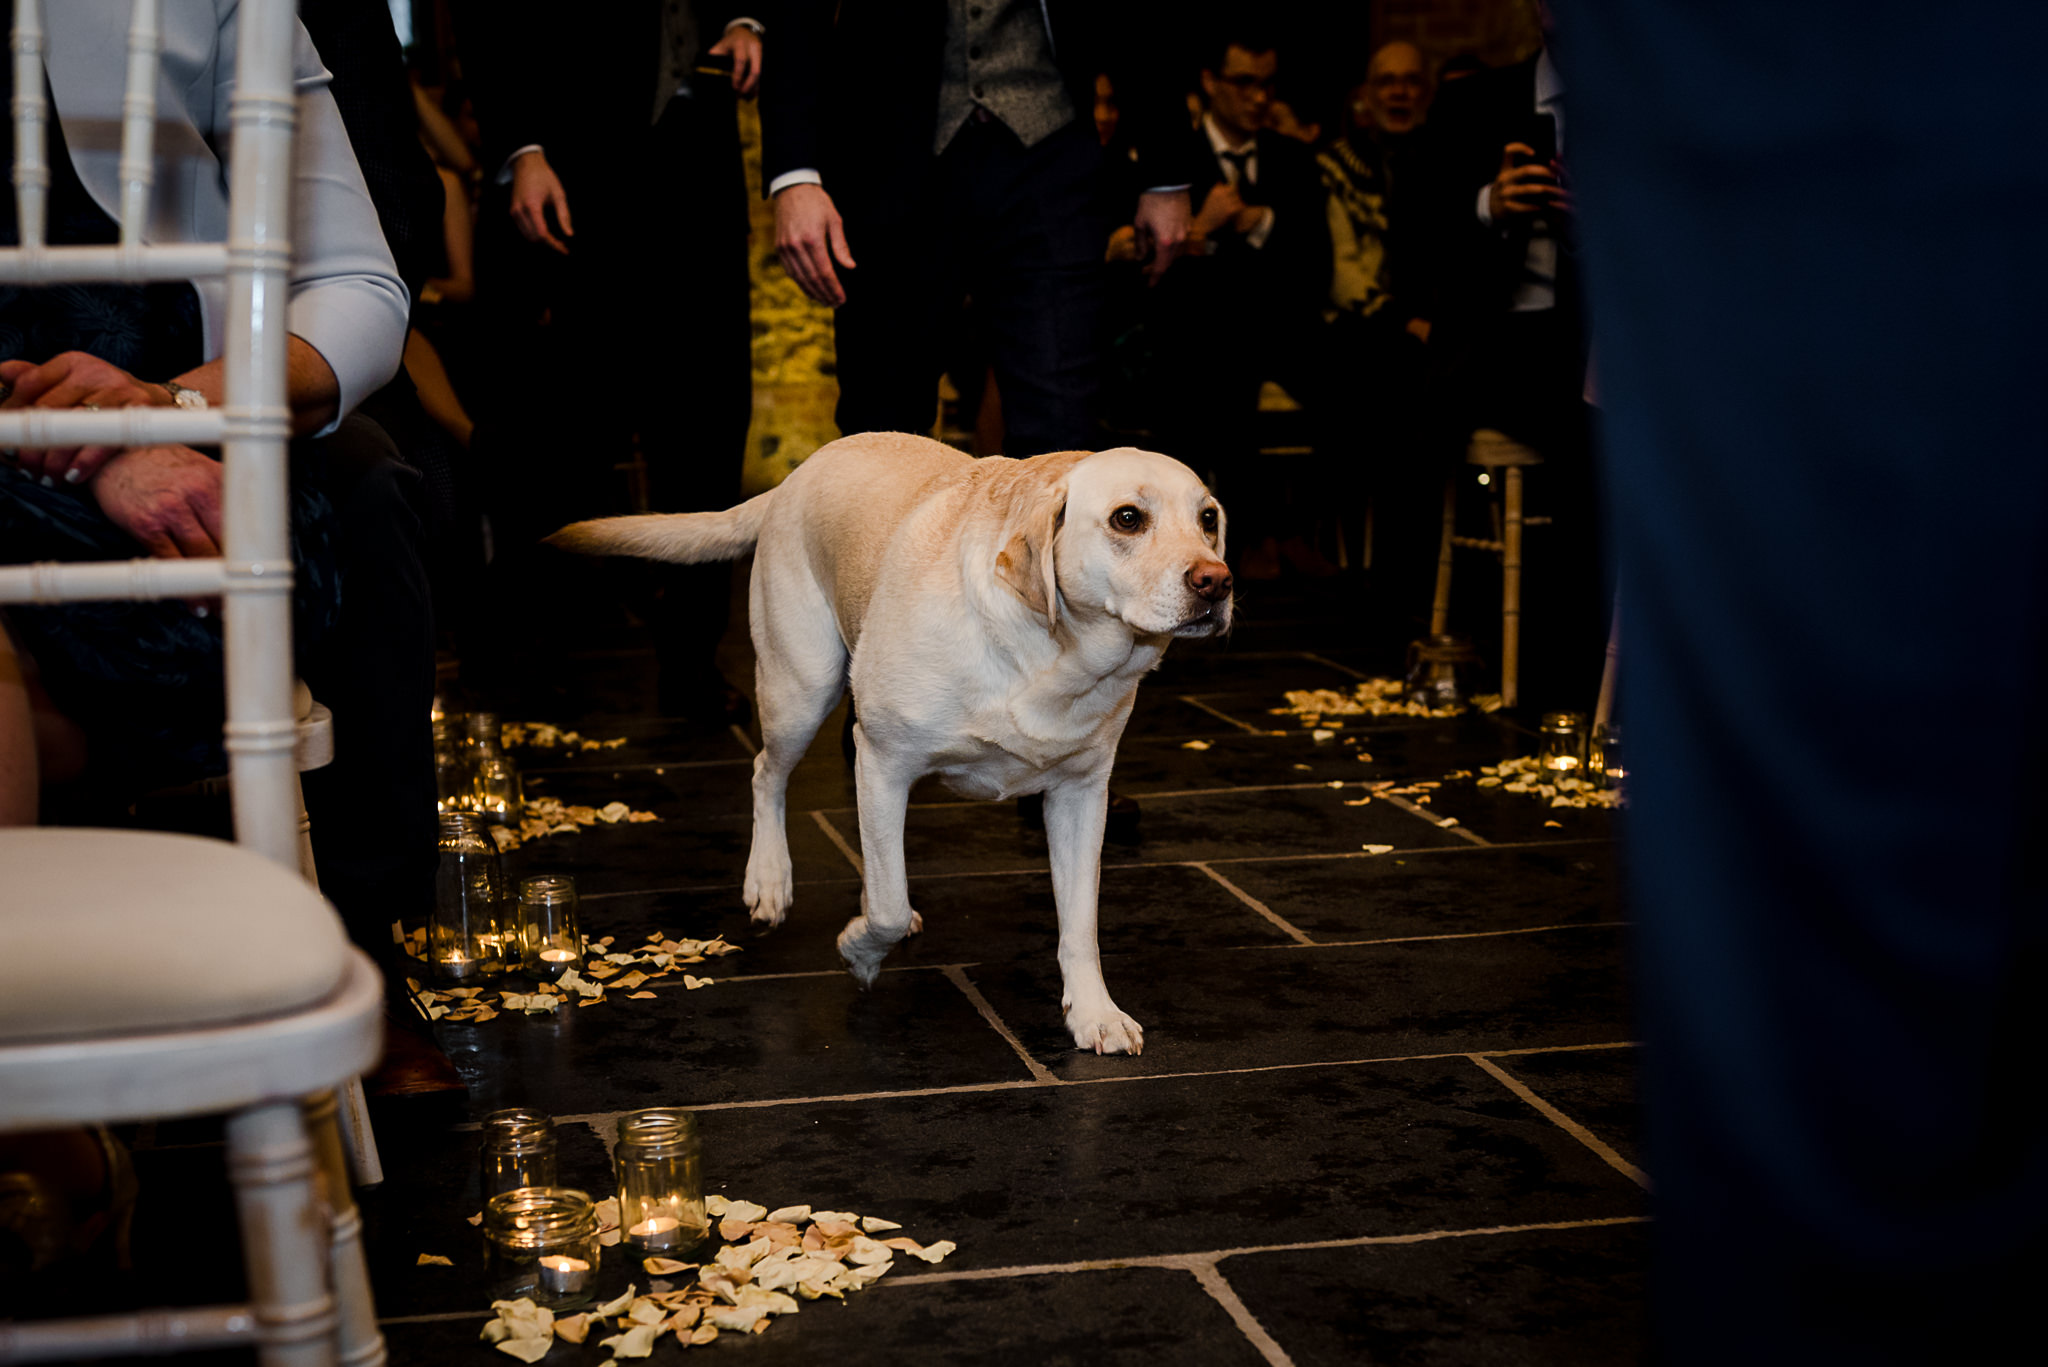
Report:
1562,2,2048,1360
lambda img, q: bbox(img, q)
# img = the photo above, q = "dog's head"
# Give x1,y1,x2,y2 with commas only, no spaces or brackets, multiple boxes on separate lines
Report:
997,448,1232,639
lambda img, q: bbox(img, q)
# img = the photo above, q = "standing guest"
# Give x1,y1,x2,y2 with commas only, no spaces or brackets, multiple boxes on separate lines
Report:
1562,1,2048,1359
1414,5,1602,704
1147,27,1331,582
761,0,1196,457
1317,39,1437,610
455,0,762,719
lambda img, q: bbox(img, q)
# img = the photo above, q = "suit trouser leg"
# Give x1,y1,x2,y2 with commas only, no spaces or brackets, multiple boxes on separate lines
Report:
953,119,1113,457
1565,3,2048,1360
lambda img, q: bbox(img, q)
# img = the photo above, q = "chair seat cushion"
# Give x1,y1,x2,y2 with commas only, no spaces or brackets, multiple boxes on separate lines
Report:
0,829,351,1044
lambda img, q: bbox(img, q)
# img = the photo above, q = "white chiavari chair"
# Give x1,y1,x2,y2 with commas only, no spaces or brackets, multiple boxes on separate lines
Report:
0,3,385,1362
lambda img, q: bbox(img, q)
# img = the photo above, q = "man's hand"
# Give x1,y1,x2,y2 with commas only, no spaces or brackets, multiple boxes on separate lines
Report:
1488,142,1567,221
0,352,174,487
91,444,223,562
1192,181,1244,241
510,149,573,253
774,183,855,307
709,24,762,96
1132,188,1191,285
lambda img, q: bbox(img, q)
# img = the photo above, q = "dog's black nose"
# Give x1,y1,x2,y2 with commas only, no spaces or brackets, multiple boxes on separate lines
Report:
1186,560,1233,603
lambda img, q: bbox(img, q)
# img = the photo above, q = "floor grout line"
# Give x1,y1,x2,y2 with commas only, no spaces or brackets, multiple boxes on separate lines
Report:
942,965,1062,1085
810,780,1383,815
376,1215,1653,1329
810,808,865,876
576,836,1616,901
527,1042,1639,1128
1193,862,1317,945
1375,789,1493,845
1179,694,1283,736
728,724,759,757
1190,1260,1296,1367
1292,651,1371,680
1467,1054,1652,1192
1263,920,1631,951
884,1215,1653,1287
520,756,754,777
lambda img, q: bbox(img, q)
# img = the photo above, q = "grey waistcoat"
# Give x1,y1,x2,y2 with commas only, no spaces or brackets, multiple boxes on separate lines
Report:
934,0,1075,154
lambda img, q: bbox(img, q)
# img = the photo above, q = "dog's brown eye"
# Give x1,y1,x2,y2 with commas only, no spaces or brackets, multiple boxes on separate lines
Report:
1200,507,1219,533
1111,506,1146,532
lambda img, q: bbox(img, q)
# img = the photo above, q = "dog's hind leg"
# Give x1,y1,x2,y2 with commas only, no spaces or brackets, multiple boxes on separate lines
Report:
742,566,846,930
836,735,919,987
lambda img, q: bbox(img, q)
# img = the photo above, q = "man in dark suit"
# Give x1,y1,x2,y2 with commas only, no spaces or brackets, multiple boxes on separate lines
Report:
1564,0,2048,1359
1416,29,1580,459
761,0,1195,457
457,1,761,716
1414,18,1603,705
1145,27,1331,581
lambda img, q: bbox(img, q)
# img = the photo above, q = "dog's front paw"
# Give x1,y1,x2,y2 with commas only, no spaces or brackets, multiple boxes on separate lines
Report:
742,851,794,929
1066,1004,1145,1056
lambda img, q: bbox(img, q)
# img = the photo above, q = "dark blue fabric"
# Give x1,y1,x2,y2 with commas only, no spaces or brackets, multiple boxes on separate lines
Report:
1558,3,2048,1359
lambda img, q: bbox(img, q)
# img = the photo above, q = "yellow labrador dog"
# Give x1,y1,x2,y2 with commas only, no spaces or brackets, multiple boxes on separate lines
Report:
549,432,1231,1054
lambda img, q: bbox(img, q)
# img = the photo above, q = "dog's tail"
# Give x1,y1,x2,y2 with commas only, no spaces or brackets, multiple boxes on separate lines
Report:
545,489,775,565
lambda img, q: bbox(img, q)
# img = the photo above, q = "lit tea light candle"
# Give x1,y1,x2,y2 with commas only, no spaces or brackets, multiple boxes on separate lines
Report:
537,1253,591,1295
629,1215,684,1249
540,948,576,964
531,945,578,982
439,952,479,982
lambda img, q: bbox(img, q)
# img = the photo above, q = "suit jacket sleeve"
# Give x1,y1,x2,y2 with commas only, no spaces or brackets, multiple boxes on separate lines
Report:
757,0,833,188
451,0,557,173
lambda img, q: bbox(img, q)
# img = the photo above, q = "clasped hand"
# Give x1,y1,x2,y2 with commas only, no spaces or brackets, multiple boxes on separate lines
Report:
1489,142,1572,221
0,352,176,487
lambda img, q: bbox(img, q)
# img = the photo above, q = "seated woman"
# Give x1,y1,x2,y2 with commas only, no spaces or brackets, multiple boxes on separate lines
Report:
0,3,434,990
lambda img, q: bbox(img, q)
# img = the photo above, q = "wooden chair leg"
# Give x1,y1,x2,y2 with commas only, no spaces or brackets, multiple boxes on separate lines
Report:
304,1093,388,1367
1502,466,1524,708
292,770,317,884
1429,476,1457,636
1359,498,1374,571
227,1101,339,1367
336,1077,384,1188
1594,593,1622,731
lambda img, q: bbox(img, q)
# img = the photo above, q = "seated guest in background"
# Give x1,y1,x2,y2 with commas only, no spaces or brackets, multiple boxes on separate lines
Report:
1317,39,1438,608
1147,25,1331,581
0,3,448,1092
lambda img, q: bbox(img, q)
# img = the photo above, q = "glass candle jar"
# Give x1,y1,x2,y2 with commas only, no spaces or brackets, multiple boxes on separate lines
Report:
1590,722,1626,796
614,1109,706,1254
1404,633,1482,709
480,1109,559,1200
431,812,508,982
433,720,473,814
483,1186,600,1310
1538,711,1589,774
474,753,524,827
518,875,582,982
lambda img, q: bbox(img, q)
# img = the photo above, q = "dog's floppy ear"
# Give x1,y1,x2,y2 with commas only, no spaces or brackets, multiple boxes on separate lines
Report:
995,478,1067,632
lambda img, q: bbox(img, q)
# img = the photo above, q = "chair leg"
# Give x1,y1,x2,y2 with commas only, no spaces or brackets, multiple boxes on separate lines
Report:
226,1101,339,1367
1594,593,1622,731
337,1077,385,1189
1502,466,1525,709
292,770,317,884
1429,476,1456,636
1359,498,1374,571
304,1093,388,1367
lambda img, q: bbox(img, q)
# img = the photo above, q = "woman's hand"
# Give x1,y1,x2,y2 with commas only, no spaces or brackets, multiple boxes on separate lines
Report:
0,352,174,487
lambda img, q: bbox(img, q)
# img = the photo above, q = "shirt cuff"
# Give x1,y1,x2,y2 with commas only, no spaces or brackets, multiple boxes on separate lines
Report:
768,168,822,195
1245,206,1276,250
1141,184,1192,195
1476,183,1496,227
497,144,544,186
727,17,764,35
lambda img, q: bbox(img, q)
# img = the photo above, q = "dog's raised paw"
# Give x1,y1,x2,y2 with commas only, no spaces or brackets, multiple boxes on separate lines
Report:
836,917,888,988
1068,1007,1144,1056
